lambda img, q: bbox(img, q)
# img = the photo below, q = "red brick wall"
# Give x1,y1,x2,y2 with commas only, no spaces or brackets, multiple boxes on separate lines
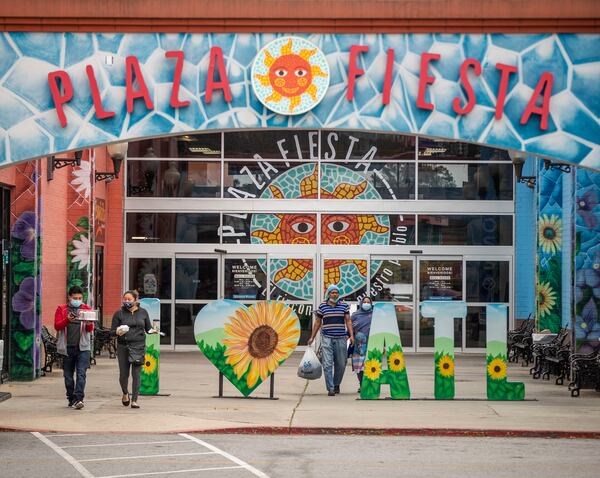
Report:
40,158,70,330
103,152,124,327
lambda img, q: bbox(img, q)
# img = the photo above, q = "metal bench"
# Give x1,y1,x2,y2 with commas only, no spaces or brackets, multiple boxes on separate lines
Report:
529,328,569,379
41,326,62,374
508,318,535,366
568,348,600,397
93,326,117,360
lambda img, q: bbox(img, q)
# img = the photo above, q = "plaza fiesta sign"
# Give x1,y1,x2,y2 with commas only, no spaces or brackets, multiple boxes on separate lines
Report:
48,37,554,129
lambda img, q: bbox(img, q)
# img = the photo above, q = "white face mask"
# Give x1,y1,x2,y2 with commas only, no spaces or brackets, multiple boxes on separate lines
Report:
361,303,372,311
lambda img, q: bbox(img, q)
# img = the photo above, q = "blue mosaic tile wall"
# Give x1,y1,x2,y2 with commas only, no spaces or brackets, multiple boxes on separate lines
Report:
0,33,598,168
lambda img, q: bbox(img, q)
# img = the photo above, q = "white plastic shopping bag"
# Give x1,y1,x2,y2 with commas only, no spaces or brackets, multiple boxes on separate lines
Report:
297,345,322,380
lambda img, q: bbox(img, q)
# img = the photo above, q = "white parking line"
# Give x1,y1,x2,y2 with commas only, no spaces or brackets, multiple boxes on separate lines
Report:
31,432,95,478
61,439,190,449
179,433,270,478
96,466,244,478
79,451,217,462
46,433,86,437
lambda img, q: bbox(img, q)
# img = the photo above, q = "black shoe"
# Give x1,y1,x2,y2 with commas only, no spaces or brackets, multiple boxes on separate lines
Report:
131,401,140,409
122,394,130,407
328,390,335,396
334,386,340,394
67,400,75,408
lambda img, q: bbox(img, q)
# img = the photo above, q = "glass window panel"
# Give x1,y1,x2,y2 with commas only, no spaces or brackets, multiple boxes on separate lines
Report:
174,304,204,345
418,163,513,200
269,258,314,301
466,306,487,348
419,260,463,301
175,259,218,300
370,259,413,301
418,215,513,246
322,131,416,160
290,303,314,346
159,303,171,345
389,215,416,246
224,258,267,300
127,160,221,198
222,213,317,245
127,134,221,158
418,138,511,161
128,257,172,299
466,261,510,302
323,259,367,301
224,130,319,159
224,162,317,199
321,162,415,200
126,213,220,244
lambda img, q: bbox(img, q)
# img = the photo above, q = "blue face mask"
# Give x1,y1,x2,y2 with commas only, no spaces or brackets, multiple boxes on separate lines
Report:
123,301,134,309
329,296,339,304
70,299,82,308
361,303,372,312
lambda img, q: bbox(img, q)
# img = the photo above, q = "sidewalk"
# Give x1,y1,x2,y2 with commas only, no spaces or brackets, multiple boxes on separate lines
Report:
1,351,599,435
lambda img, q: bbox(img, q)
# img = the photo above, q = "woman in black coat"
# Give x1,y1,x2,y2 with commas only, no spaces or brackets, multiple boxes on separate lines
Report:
111,290,154,409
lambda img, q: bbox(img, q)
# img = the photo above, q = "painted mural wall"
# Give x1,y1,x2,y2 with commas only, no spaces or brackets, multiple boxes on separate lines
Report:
0,33,598,168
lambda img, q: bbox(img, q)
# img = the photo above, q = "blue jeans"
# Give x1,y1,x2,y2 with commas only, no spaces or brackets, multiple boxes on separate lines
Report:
63,346,90,403
321,335,347,391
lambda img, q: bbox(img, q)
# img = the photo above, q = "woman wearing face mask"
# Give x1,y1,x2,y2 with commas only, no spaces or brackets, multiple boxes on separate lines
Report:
111,290,154,409
351,297,374,393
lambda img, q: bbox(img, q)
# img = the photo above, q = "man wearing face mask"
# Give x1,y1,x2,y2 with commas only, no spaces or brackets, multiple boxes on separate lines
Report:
308,285,354,396
54,285,94,409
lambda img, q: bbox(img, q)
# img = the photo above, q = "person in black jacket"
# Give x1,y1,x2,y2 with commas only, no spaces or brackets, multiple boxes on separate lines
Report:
111,290,154,409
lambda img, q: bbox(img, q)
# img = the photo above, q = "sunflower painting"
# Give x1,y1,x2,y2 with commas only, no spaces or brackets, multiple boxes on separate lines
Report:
538,214,562,255
195,300,300,396
360,303,410,400
140,298,161,396
486,304,525,400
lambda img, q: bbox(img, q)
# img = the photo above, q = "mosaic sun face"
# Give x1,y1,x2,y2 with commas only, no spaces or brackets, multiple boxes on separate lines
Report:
251,163,389,300
252,37,329,115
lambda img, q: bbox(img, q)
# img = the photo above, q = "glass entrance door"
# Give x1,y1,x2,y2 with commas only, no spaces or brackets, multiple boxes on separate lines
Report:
174,254,219,348
370,257,416,350
417,256,463,350
320,255,369,306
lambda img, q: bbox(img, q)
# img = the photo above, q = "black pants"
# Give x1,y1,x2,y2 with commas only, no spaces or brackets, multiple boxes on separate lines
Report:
117,344,142,401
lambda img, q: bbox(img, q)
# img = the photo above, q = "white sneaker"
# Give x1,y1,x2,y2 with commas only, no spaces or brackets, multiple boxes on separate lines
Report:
73,401,84,410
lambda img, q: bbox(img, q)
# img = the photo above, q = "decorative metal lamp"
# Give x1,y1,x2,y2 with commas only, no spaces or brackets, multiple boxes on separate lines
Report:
95,142,127,182
509,150,536,188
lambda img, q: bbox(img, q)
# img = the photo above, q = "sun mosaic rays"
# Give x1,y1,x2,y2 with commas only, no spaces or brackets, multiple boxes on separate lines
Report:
255,38,327,113
223,301,300,388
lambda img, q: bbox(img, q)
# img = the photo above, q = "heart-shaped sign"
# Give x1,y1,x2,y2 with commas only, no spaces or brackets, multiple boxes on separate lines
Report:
194,300,301,396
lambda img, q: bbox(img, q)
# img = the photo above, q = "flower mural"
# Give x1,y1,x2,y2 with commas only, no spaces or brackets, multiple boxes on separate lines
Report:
538,214,562,255
575,169,600,352
11,211,36,260
537,281,558,318
71,160,92,200
11,276,36,330
70,234,90,270
536,166,563,333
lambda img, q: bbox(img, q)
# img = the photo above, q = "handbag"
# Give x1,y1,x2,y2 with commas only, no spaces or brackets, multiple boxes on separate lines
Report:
127,342,145,365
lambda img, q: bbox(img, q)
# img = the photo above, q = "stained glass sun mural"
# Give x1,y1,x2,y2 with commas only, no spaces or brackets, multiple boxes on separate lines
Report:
250,163,390,300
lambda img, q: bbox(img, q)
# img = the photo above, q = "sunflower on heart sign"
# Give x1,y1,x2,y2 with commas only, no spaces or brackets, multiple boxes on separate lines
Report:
223,301,300,388
195,300,301,396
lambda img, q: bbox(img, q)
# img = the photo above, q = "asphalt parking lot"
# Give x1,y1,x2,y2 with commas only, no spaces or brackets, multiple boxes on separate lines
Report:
1,432,600,478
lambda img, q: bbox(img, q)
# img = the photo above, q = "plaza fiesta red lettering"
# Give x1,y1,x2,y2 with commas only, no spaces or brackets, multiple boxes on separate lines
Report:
48,46,554,131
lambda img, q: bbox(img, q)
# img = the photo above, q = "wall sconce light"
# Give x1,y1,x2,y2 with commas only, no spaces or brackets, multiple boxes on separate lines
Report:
47,150,82,181
509,150,536,189
95,142,127,182
543,159,572,173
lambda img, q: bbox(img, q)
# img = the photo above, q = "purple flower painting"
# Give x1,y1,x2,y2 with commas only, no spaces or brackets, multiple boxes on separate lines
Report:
577,190,599,230
11,211,37,260
12,276,36,330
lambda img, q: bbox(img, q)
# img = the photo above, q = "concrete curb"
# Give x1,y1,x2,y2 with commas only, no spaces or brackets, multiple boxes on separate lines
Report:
1,425,599,439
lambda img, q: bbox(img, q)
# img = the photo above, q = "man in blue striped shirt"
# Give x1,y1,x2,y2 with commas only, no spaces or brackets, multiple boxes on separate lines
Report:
308,285,355,396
